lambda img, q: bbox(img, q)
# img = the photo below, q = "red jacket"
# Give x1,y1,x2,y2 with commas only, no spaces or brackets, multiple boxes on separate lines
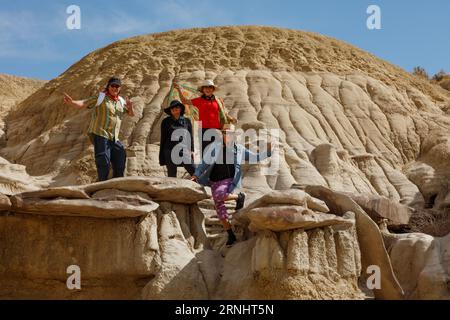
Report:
191,95,221,129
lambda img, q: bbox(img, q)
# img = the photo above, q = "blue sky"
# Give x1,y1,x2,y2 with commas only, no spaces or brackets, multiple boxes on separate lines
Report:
1,0,449,80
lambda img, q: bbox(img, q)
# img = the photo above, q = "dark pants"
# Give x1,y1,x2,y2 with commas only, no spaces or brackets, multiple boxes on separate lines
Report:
166,163,196,178
163,148,195,178
92,134,126,181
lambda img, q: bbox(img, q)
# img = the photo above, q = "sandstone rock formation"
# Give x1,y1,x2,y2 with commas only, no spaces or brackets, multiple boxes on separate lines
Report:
0,177,210,299
383,231,450,300
343,193,412,229
235,189,352,232
305,185,404,300
1,26,449,212
218,189,365,300
0,74,46,194
2,177,449,300
1,26,450,300
0,74,45,144
0,156,44,195
0,179,366,300
0,74,44,109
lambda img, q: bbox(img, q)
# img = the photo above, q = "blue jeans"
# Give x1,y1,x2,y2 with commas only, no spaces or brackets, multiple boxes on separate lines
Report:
92,134,126,181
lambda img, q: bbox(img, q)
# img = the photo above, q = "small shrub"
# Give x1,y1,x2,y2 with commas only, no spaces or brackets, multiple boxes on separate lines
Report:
432,69,447,82
412,66,429,79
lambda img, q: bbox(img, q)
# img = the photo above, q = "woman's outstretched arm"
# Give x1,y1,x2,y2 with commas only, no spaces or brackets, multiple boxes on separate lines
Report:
63,93,88,109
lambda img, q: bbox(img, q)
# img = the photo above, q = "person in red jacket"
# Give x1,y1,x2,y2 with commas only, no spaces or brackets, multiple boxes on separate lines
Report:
174,79,235,152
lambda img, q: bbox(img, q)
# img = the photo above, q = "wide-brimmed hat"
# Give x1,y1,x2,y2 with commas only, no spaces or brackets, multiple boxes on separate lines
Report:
164,100,185,116
221,123,241,135
198,79,217,92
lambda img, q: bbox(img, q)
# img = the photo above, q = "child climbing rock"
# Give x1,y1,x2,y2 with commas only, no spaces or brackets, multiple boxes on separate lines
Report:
191,124,273,246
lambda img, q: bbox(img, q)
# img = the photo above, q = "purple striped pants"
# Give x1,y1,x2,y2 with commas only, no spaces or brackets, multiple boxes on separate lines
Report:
211,178,233,221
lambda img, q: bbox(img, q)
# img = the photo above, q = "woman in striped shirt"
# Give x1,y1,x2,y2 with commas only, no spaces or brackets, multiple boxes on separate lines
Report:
63,77,134,181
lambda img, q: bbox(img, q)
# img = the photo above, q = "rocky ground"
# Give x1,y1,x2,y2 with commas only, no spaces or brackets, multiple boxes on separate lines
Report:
0,178,378,299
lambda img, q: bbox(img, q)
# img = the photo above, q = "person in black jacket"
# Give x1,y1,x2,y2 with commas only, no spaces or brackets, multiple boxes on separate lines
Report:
159,100,196,177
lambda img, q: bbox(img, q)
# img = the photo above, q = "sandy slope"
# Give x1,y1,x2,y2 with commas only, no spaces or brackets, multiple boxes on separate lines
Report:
0,73,45,141
0,73,45,108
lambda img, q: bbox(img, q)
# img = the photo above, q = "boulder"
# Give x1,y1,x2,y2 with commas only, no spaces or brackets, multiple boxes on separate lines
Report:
405,133,450,210
344,193,412,227
20,186,90,200
82,177,208,204
383,232,450,300
239,189,329,213
0,157,42,195
91,189,156,205
10,196,158,219
305,185,405,300
242,205,352,232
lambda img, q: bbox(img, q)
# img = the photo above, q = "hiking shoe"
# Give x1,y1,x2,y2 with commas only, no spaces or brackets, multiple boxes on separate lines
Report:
235,192,246,211
226,229,237,246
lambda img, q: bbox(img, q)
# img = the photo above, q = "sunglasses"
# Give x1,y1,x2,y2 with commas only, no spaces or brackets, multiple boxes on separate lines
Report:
110,84,121,88
204,86,215,89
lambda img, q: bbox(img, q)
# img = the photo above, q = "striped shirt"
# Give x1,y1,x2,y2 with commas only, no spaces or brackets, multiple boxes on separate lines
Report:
84,94,129,142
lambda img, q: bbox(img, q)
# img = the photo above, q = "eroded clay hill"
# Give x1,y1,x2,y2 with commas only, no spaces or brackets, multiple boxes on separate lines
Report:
0,73,45,110
0,74,45,143
2,26,450,211
0,74,46,195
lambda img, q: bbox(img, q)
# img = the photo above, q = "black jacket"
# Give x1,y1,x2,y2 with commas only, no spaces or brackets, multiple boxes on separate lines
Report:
159,116,193,166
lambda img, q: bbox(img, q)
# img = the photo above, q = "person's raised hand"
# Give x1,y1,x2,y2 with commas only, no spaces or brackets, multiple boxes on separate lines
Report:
125,97,133,109
63,93,73,105
123,96,135,116
267,139,280,151
227,115,238,124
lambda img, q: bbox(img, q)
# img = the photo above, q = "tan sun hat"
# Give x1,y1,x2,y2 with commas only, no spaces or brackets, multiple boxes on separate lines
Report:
221,123,241,135
198,79,217,92
221,123,235,132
